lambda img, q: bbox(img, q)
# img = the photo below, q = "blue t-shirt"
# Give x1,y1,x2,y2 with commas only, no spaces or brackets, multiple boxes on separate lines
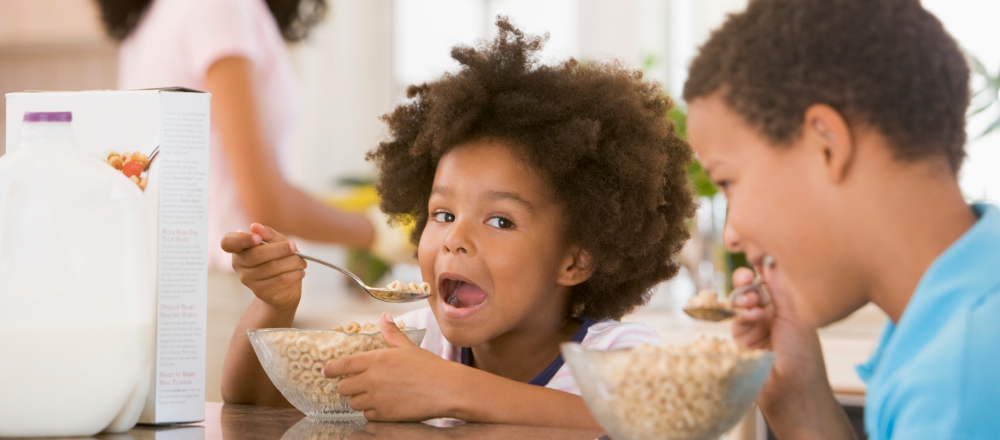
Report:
856,203,1000,440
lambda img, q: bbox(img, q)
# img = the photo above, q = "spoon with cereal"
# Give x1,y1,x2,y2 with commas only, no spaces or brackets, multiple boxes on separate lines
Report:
260,240,431,303
683,257,773,322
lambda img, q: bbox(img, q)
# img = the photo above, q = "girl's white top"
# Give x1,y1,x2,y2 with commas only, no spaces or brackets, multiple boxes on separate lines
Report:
117,0,301,270
396,307,662,395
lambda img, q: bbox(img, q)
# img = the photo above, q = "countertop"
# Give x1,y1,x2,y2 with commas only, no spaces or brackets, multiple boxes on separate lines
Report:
24,402,607,440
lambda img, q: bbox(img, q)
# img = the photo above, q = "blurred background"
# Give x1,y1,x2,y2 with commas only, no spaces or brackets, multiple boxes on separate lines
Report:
2,0,998,425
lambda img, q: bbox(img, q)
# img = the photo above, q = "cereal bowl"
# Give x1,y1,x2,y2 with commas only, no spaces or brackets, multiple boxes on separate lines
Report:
561,337,774,440
248,327,426,419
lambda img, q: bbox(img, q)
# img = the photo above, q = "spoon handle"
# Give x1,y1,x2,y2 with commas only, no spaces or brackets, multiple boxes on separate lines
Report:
731,276,771,305
260,240,369,290
295,252,369,288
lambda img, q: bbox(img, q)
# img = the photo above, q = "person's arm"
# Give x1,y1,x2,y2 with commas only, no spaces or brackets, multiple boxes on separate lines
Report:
205,57,375,249
326,312,603,430
220,223,304,406
730,267,857,439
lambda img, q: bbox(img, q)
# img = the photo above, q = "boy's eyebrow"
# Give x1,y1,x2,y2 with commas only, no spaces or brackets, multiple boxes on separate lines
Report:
487,190,535,213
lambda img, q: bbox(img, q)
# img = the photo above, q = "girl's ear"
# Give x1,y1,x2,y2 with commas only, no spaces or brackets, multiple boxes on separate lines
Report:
557,245,593,287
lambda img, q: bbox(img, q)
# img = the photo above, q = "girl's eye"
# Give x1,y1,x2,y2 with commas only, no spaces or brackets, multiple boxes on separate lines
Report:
715,180,731,190
486,216,515,229
434,212,455,223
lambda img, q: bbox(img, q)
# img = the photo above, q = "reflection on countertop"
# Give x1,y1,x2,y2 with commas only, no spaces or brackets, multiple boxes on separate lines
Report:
32,402,606,440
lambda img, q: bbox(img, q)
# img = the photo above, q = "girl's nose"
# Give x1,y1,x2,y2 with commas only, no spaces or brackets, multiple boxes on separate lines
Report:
443,219,472,255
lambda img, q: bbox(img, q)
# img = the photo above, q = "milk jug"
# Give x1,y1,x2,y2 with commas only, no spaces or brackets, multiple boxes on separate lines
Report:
0,112,154,436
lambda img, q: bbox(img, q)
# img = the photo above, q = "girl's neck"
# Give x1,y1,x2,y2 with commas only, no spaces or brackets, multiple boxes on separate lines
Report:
469,314,582,383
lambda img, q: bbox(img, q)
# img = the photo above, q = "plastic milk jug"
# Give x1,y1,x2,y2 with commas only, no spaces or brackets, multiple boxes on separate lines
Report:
0,112,154,436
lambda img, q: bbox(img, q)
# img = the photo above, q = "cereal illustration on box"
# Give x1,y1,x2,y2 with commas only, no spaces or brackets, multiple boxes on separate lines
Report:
105,151,151,190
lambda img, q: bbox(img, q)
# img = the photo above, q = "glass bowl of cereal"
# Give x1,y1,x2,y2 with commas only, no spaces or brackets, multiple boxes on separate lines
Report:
561,336,775,440
248,321,426,419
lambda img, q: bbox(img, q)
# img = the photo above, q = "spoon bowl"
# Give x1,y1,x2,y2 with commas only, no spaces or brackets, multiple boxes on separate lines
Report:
683,277,767,322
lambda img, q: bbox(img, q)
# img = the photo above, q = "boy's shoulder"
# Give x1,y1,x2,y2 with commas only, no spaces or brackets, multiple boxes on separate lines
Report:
580,319,661,351
866,276,1000,439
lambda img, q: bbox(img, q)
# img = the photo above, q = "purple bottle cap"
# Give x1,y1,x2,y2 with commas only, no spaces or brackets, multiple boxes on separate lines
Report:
23,112,72,122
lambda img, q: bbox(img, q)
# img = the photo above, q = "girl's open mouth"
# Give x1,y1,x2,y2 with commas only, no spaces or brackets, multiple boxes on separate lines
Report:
440,277,487,309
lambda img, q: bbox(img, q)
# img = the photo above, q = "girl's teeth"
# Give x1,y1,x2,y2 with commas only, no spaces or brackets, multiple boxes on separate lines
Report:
447,295,460,306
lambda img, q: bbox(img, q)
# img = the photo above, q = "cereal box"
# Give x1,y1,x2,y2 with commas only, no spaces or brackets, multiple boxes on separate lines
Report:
5,88,210,424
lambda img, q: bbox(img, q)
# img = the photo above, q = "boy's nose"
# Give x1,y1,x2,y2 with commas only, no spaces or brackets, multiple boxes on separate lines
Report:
722,216,743,253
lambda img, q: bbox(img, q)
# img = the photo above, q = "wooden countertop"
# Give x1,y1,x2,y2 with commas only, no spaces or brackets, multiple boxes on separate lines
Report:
31,402,606,440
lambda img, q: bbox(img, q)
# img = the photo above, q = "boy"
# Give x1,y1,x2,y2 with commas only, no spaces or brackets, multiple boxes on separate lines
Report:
683,0,1000,438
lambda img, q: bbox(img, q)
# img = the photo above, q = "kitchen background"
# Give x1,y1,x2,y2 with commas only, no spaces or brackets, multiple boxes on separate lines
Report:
1,1,998,426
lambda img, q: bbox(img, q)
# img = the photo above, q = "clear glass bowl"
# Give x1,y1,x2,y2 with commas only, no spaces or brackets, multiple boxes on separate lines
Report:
561,342,775,440
248,328,426,419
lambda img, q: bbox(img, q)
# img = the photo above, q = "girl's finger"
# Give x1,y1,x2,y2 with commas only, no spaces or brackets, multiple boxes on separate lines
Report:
247,269,305,293
249,222,284,243
220,231,261,253
324,352,374,378
234,241,299,268
347,392,373,412
241,254,307,281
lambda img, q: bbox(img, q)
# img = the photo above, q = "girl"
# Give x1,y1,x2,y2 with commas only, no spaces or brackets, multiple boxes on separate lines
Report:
220,18,695,428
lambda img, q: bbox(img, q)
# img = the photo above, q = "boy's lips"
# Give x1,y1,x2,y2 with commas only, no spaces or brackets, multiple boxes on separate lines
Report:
438,273,487,312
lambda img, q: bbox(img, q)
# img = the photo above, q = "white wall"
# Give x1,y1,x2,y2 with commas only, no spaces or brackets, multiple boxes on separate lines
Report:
287,0,395,194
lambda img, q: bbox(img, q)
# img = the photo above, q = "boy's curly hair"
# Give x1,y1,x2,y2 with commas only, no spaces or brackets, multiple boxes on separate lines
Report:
367,17,694,321
683,0,969,173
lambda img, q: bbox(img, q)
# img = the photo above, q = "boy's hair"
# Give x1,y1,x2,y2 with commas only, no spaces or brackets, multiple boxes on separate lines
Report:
683,0,969,173
367,17,695,320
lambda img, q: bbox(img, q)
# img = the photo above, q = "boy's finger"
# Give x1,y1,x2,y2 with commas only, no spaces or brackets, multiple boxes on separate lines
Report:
732,310,771,346
734,290,761,308
220,231,262,253
234,241,299,268
732,267,756,287
379,312,414,349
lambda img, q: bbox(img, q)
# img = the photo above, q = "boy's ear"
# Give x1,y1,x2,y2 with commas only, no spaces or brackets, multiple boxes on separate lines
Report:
803,104,855,183
557,246,593,287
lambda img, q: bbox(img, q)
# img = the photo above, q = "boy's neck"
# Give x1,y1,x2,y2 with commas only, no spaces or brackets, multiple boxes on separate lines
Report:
468,315,581,383
849,156,976,324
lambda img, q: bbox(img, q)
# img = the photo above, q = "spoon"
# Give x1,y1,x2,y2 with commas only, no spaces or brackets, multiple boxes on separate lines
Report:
260,240,431,303
683,278,768,321
683,257,774,322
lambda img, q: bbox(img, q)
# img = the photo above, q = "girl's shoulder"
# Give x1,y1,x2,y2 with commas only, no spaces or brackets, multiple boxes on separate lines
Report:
580,319,662,351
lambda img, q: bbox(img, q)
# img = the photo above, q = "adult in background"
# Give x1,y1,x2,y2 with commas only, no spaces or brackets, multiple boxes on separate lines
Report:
96,0,375,271
95,0,380,403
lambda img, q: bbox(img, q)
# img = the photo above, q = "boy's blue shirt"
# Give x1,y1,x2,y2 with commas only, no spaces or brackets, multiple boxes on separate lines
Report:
855,203,1000,440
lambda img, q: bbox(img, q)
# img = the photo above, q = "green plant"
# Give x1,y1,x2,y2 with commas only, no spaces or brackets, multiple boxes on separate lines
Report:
969,54,1000,138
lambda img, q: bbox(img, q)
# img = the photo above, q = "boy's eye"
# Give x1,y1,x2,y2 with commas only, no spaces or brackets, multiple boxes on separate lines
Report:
486,216,515,229
434,212,455,223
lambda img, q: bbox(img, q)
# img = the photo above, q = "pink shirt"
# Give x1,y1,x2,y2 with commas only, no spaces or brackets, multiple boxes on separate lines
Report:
117,0,301,270
395,307,662,395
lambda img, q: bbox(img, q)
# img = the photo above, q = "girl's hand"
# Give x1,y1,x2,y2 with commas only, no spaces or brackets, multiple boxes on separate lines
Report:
731,267,856,439
220,222,306,311
325,312,464,422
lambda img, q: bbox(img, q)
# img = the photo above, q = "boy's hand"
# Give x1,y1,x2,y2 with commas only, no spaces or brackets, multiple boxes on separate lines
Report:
325,312,464,422
221,223,306,311
731,267,855,438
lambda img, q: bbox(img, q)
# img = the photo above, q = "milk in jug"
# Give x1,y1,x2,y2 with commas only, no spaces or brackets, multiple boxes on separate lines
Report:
0,112,154,436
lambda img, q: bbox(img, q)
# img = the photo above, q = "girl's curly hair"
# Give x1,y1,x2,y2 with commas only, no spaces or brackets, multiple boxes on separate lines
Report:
367,17,695,320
